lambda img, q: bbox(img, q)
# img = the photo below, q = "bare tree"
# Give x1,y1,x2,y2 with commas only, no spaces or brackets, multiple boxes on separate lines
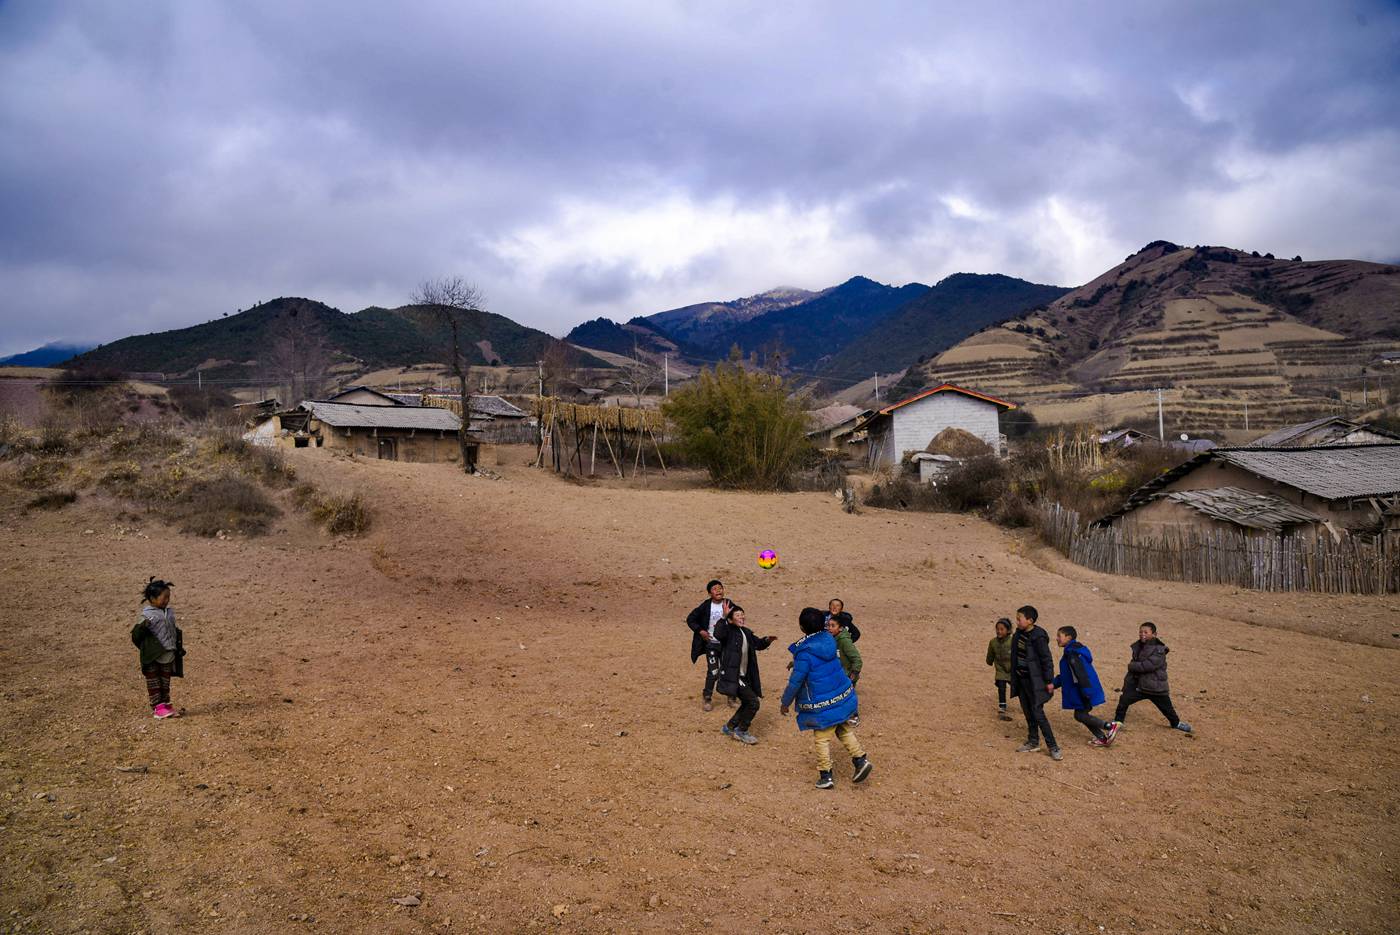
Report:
411,276,483,472
616,341,661,408
268,307,331,405
539,338,580,398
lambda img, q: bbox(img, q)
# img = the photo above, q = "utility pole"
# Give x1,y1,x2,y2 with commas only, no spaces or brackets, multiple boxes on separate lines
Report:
197,370,202,390
874,372,880,403
663,354,669,397
1362,368,1368,409
538,360,543,398
1156,387,1164,442
1244,399,1249,433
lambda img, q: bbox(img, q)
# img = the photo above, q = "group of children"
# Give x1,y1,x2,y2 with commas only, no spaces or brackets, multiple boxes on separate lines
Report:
985,605,1192,761
685,580,870,789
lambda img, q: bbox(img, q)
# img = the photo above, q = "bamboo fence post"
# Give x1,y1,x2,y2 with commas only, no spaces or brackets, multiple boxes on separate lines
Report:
590,423,598,476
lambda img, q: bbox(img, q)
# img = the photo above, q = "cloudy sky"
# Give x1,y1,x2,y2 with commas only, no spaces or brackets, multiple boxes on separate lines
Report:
2,1,1399,355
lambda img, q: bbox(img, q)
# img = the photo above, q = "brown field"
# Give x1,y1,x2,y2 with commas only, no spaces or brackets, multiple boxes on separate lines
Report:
2,448,1398,934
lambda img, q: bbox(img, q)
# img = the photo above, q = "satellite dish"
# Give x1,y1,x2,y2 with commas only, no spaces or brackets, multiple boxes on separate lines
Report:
1180,433,1189,442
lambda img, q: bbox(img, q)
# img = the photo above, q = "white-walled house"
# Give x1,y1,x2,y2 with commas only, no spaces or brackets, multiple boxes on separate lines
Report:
862,383,1016,468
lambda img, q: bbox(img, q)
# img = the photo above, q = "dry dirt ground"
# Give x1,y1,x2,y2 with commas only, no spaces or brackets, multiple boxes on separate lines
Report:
2,447,1398,934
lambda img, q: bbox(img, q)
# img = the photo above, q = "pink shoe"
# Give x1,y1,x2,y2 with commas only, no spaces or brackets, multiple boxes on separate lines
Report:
153,703,173,719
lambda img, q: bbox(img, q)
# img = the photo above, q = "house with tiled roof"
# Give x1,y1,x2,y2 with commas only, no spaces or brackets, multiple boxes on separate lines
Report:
859,383,1017,468
1093,444,1400,536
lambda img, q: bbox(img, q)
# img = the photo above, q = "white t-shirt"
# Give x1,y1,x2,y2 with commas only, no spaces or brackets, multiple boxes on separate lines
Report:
707,600,725,640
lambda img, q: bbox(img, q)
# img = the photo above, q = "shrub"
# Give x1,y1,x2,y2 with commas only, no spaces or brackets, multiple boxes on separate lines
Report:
662,361,812,490
17,458,68,489
168,474,279,537
168,384,237,420
310,491,371,535
26,490,78,510
46,364,126,398
36,418,70,454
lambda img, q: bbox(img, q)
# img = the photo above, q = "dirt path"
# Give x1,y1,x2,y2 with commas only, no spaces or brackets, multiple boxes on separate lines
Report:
2,449,1397,934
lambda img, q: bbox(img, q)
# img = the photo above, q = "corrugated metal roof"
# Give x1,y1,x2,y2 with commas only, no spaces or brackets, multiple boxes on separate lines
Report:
301,400,461,431
1158,486,1322,531
1217,446,1400,499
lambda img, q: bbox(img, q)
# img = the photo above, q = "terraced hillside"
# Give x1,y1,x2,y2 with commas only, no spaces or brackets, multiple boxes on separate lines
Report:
898,242,1400,432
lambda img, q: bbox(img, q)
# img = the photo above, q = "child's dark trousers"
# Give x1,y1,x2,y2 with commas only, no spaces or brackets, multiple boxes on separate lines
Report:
1114,686,1180,727
1073,707,1110,740
726,686,760,732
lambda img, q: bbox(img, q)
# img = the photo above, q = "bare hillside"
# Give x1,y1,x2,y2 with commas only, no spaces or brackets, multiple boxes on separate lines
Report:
904,243,1400,429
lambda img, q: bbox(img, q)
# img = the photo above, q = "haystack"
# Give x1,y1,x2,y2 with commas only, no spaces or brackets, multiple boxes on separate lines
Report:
926,426,992,458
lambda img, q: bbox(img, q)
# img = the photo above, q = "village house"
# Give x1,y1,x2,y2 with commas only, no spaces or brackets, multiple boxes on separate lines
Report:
805,404,869,451
245,399,485,465
859,383,1016,468
1093,444,1400,538
1247,415,1400,448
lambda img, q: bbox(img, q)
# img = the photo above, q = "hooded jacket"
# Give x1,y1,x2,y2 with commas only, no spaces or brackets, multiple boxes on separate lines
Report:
780,631,858,731
834,627,862,682
1123,638,1171,695
713,619,775,698
1053,641,1106,710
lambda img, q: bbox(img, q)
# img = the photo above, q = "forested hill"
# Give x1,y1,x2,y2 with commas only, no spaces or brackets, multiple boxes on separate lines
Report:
69,297,591,380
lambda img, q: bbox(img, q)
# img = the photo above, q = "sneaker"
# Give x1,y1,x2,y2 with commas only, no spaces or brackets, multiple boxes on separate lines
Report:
1104,721,1121,745
1015,741,1040,753
703,697,713,712
852,755,872,783
735,730,758,745
152,703,173,720
815,770,835,790
1174,721,1193,734
720,724,735,738
848,715,861,728
1048,747,1064,761
1088,737,1109,747
998,710,1014,721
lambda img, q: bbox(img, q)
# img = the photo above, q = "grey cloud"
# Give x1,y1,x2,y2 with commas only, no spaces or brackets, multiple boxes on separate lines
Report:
1,0,1399,355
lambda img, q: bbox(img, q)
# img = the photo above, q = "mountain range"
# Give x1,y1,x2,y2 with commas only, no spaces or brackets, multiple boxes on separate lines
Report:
69,297,599,381
901,242,1400,430
0,341,96,367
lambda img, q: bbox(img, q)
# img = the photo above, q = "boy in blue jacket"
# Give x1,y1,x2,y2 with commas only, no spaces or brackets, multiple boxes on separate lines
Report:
1053,626,1119,747
780,608,872,789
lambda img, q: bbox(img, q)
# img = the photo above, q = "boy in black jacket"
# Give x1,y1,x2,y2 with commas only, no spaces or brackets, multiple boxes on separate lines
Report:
1009,605,1061,761
714,609,777,744
685,580,742,711
1113,622,1192,733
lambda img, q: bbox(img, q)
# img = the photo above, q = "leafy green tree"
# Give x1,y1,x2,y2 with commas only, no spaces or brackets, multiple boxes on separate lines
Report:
662,361,811,490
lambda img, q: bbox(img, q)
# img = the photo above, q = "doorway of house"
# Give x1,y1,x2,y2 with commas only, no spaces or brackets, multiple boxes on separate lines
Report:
377,437,397,461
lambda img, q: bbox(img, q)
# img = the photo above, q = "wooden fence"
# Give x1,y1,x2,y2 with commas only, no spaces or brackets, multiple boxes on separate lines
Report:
1038,503,1400,594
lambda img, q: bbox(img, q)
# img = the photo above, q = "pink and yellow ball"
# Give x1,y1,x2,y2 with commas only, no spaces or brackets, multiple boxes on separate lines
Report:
757,549,778,569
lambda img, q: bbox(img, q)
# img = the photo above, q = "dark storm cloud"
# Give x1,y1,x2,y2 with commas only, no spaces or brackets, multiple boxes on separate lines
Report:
1,0,1398,355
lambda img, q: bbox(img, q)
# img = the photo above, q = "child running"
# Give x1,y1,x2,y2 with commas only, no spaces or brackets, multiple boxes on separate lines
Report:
1052,626,1120,747
780,607,872,789
986,617,1014,721
714,609,777,745
130,577,183,719
1112,622,1192,734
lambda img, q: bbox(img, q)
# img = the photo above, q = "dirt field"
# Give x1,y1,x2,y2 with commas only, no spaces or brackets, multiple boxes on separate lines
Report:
2,447,1398,934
